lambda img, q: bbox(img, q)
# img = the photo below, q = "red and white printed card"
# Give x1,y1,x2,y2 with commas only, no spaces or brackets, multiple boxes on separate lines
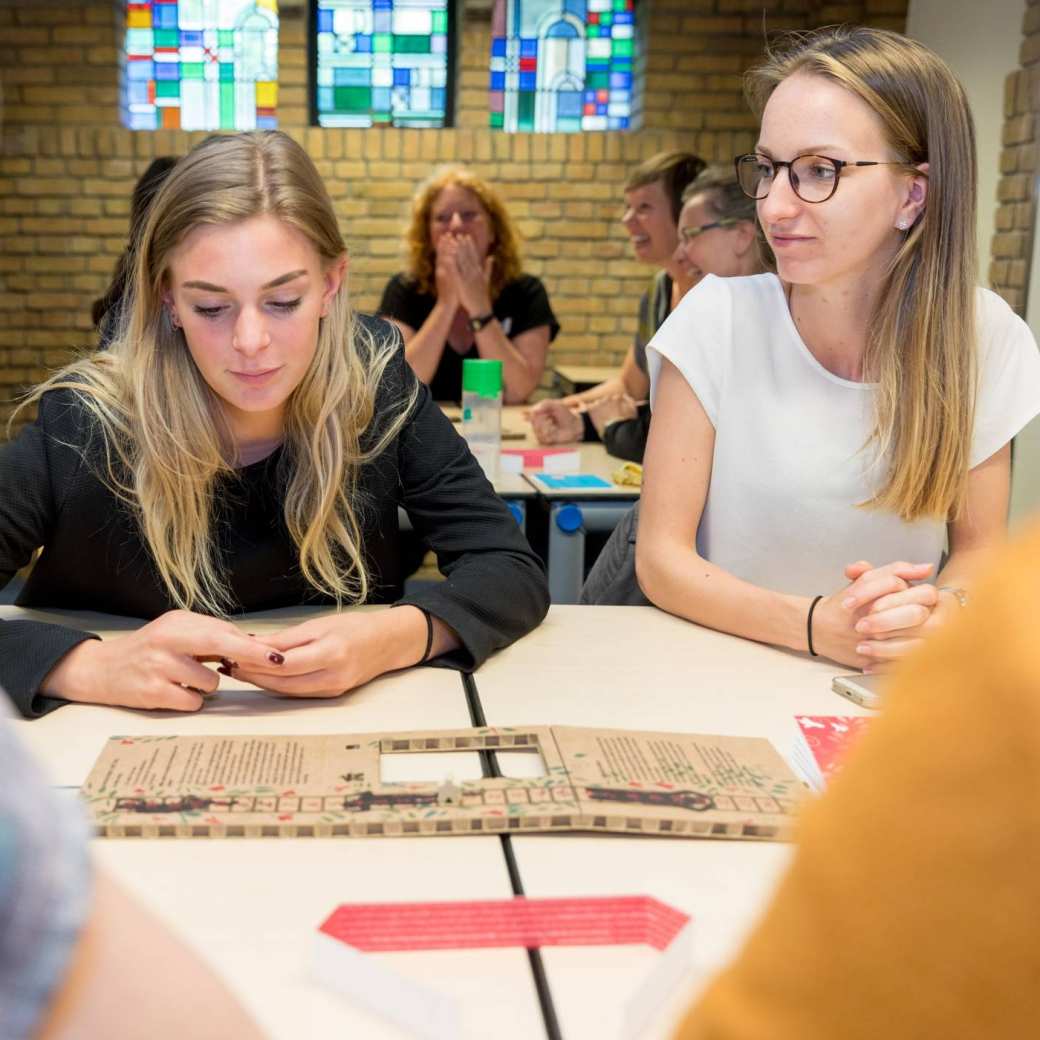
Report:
791,715,872,792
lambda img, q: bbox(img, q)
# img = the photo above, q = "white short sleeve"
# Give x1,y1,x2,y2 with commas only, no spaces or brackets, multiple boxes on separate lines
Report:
971,289,1040,468
646,274,734,425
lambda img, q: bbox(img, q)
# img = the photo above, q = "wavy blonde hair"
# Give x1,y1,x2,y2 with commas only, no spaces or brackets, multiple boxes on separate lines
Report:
404,166,523,298
746,27,977,522
20,131,414,615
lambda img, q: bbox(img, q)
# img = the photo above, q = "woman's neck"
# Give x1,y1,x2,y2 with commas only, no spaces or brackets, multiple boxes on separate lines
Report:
785,273,884,382
226,408,285,467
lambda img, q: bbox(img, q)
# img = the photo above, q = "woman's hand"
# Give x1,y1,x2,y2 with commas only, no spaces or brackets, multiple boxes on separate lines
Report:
451,235,494,317
528,399,584,444
434,236,461,311
842,560,963,669
810,561,935,669
40,610,287,712
586,395,638,438
226,607,430,699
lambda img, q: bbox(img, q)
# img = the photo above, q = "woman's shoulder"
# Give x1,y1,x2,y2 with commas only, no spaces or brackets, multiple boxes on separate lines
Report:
32,384,104,441
975,287,1033,342
355,310,404,346
666,272,781,327
500,272,548,295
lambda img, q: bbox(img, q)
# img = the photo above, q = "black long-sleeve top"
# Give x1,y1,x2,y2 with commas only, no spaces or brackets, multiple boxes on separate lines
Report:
0,318,549,718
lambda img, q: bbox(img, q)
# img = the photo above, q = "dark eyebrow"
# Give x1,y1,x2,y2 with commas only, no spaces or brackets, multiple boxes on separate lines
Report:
182,270,308,292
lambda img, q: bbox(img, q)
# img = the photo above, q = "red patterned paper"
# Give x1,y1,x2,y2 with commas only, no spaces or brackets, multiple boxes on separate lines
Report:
319,896,690,953
794,716,871,785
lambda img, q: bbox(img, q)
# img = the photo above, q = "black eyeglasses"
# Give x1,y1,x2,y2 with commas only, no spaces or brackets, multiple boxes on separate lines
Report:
734,153,910,204
679,218,740,242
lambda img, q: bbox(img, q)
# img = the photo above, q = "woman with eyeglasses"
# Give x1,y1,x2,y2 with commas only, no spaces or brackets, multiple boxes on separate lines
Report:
673,165,769,286
379,167,558,404
636,26,1040,671
580,165,768,606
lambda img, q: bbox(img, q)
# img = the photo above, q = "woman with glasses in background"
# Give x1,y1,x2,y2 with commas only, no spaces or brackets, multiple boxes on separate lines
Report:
580,165,768,605
636,26,1040,671
379,167,558,404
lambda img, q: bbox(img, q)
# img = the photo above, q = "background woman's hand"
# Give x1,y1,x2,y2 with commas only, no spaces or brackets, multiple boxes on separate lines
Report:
451,234,494,317
434,236,461,311
226,608,428,699
40,610,287,712
810,561,935,669
528,399,583,444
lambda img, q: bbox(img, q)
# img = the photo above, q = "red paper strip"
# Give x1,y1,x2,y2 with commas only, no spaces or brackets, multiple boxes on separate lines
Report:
319,896,690,953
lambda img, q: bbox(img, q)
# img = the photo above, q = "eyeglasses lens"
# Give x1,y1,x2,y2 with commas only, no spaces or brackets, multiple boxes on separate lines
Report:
738,155,839,203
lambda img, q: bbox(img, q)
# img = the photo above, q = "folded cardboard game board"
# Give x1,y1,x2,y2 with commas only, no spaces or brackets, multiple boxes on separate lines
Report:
82,725,805,841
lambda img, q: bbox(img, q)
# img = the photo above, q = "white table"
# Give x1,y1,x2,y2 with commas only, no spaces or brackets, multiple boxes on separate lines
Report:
493,407,640,605
470,605,873,1039
6,605,546,1039
94,837,544,1040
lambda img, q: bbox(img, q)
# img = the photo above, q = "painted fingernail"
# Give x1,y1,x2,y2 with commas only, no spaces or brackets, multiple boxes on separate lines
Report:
854,620,868,633
268,651,285,665
217,665,231,677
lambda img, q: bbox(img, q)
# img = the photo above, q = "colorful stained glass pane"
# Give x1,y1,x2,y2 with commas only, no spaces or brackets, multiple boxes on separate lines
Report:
314,0,451,128
489,0,639,133
120,1,279,130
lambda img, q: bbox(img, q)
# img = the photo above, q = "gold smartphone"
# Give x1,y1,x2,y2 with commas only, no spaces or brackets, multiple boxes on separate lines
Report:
831,673,883,710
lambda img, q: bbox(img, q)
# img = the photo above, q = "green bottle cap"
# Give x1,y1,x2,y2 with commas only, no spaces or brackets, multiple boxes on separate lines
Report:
462,358,503,398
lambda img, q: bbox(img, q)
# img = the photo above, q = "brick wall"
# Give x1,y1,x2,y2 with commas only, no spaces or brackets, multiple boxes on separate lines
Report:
0,0,907,433
992,0,1039,315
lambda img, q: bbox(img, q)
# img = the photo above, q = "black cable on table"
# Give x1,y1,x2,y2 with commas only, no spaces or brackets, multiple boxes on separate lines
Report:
462,672,563,1040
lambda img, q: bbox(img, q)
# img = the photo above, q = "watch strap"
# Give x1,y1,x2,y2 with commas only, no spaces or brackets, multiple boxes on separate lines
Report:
469,311,496,332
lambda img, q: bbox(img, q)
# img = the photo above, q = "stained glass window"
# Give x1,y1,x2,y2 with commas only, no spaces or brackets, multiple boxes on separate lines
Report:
120,1,279,131
313,1,453,128
489,0,636,132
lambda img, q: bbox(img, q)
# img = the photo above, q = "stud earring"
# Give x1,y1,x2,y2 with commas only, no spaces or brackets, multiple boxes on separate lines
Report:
896,219,909,231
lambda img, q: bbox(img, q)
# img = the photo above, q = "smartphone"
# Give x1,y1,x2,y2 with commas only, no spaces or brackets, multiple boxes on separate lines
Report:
831,672,883,710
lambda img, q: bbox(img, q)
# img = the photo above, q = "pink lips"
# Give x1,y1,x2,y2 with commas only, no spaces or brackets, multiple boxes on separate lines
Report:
230,367,281,386
769,234,813,249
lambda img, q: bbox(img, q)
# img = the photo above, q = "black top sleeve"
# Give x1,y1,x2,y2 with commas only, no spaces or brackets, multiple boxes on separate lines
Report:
0,395,101,718
378,273,434,332
495,275,560,342
369,339,550,670
602,403,650,463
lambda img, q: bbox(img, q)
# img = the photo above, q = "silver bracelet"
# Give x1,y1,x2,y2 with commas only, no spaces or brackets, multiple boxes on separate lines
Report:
937,585,968,608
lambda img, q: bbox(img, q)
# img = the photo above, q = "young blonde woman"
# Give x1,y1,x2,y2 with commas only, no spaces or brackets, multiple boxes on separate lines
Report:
379,166,558,404
0,132,549,718
638,27,1040,670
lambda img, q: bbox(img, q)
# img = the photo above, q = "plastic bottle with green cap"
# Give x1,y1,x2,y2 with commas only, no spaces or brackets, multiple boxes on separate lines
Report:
461,358,502,480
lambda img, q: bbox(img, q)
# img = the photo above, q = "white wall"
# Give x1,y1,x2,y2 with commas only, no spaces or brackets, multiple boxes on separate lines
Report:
906,0,1024,286
908,0,1040,526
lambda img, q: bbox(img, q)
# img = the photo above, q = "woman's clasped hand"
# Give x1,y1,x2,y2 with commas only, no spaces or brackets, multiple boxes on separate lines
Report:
813,560,952,670
42,607,431,711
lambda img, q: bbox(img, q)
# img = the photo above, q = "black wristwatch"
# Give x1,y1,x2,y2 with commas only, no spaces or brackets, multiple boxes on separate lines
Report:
468,311,496,332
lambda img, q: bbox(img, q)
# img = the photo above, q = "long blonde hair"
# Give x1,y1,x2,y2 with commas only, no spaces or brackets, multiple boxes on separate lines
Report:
746,27,977,521
21,131,413,614
404,166,523,298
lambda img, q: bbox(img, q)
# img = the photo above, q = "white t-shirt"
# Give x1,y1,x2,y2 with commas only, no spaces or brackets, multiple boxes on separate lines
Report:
646,273,1040,597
